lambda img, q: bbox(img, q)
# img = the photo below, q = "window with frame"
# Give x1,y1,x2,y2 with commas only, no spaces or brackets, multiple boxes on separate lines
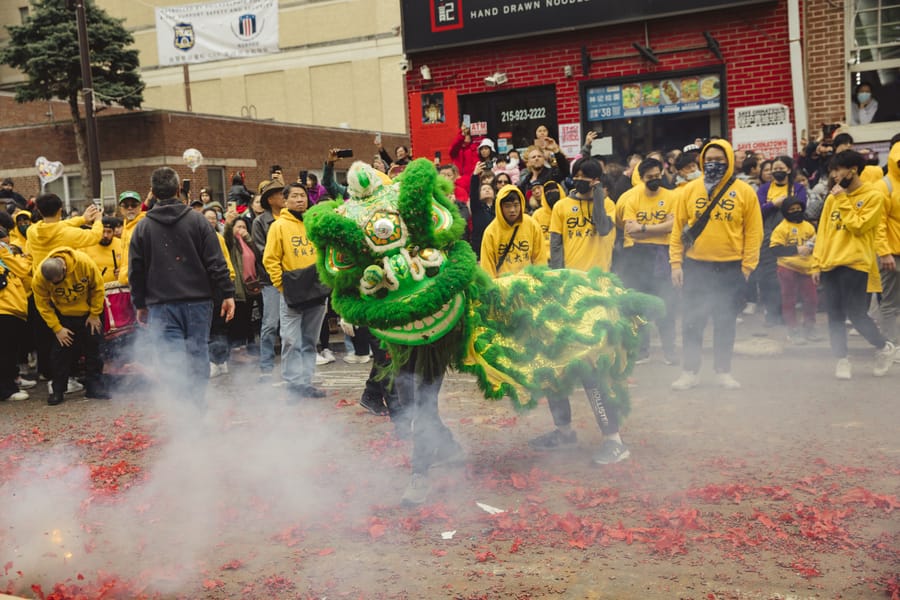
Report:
848,0,900,126
206,167,226,204
45,171,117,215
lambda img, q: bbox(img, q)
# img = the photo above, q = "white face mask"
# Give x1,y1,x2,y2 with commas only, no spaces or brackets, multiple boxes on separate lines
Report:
685,169,702,181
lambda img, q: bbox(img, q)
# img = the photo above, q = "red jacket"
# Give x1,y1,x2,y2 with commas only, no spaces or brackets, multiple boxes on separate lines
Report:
449,132,484,202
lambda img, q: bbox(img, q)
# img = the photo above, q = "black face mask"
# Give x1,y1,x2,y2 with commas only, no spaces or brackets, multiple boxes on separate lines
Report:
839,175,854,189
573,179,592,195
645,178,662,192
99,238,112,246
772,171,789,183
17,224,28,236
783,210,804,223
544,188,561,207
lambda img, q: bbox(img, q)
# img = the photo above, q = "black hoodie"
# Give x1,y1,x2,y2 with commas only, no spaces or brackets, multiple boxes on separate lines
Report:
128,199,235,309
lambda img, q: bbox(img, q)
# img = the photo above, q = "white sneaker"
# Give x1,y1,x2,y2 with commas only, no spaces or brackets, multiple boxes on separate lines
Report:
47,378,84,395
322,348,336,362
2,391,29,401
315,353,329,366
873,341,896,377
671,371,700,391
343,353,372,364
743,302,757,315
715,372,741,389
209,362,222,378
218,362,229,375
835,358,852,380
16,377,36,390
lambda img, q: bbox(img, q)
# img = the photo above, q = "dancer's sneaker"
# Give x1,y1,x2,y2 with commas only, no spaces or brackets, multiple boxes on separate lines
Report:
592,439,630,465
528,428,577,450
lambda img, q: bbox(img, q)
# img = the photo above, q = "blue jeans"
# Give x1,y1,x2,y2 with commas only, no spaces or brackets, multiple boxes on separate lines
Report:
148,300,213,406
279,298,326,389
259,285,281,373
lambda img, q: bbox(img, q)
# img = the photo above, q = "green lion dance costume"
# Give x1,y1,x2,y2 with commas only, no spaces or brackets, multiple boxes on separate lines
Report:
305,159,662,503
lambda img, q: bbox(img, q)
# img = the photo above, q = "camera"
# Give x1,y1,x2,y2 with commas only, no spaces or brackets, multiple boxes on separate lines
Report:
181,178,191,195
483,158,494,170
399,60,411,73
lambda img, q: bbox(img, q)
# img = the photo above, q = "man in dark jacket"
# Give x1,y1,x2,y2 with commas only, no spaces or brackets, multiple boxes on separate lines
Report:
251,180,285,381
517,144,570,200
129,166,235,407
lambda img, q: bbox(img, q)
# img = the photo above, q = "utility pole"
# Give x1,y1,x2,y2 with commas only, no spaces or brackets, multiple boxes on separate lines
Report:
69,0,102,202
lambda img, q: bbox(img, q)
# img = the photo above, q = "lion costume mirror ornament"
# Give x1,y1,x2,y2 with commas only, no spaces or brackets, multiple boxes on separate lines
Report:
305,159,662,412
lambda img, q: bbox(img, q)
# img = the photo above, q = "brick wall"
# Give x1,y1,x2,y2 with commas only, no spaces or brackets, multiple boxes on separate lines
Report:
805,0,846,135
0,110,408,201
407,0,797,151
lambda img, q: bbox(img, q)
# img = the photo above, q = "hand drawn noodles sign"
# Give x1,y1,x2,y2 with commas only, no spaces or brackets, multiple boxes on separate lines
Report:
401,0,772,53
155,0,279,66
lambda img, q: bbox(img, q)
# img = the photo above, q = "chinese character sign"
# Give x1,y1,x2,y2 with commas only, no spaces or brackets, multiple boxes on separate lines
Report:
155,0,279,66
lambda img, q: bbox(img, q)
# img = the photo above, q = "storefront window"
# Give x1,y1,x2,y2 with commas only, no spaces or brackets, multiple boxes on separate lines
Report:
848,0,900,127
580,70,726,160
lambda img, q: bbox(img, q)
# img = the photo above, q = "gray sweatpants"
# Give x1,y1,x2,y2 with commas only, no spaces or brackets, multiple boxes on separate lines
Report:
879,256,900,342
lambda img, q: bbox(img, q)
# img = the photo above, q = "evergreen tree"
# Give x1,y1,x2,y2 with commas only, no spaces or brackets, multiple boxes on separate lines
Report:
1,0,144,201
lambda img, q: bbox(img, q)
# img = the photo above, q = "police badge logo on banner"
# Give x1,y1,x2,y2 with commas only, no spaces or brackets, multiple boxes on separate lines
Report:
156,0,279,66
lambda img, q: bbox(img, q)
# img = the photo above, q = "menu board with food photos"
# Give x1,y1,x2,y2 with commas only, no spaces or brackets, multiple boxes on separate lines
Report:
586,74,721,121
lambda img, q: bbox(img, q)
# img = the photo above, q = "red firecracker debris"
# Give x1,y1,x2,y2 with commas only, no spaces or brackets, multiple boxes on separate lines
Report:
202,579,225,590
790,558,823,578
839,487,900,513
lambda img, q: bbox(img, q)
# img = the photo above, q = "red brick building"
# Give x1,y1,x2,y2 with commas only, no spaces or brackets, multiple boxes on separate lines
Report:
401,0,898,164
0,93,408,214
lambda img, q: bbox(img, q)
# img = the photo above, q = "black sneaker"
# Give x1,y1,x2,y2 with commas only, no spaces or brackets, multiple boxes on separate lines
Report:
634,351,651,365
592,439,630,465
301,385,326,399
528,428,577,450
86,389,112,400
359,394,389,416
47,393,65,406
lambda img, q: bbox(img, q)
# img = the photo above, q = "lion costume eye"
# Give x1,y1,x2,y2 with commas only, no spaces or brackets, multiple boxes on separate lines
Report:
325,246,356,275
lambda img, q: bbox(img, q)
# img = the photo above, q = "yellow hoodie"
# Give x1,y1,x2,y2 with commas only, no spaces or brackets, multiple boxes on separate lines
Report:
9,210,30,251
117,212,146,285
550,190,617,272
812,182,883,292
262,209,318,291
619,184,676,248
0,244,33,320
874,142,900,258
480,185,545,278
216,232,236,281
874,142,899,199
860,164,884,185
32,247,104,332
530,181,563,263
669,139,763,277
26,217,103,267
82,237,123,284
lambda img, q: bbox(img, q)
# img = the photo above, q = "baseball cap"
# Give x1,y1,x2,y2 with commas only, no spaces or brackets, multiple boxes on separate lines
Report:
118,190,141,204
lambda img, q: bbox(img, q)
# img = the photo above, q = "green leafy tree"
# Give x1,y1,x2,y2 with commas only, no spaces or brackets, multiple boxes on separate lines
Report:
1,0,143,200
